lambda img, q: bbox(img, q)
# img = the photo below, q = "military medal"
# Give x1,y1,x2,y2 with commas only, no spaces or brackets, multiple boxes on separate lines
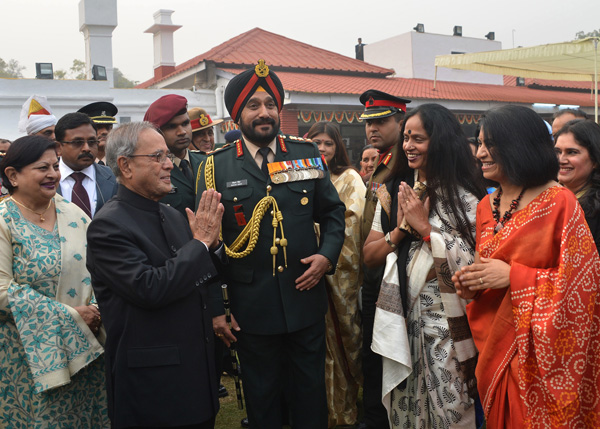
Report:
266,157,326,184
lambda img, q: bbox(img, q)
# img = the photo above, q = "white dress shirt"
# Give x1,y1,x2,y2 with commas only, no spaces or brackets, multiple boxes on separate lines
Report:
59,159,98,217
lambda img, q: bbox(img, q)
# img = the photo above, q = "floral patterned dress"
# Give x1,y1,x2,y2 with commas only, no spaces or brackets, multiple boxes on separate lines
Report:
0,198,108,428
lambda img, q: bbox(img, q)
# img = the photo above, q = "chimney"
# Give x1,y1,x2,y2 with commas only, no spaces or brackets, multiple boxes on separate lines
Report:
79,0,117,87
145,10,182,81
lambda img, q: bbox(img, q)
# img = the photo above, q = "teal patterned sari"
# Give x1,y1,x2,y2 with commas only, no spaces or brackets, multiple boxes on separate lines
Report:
0,196,108,428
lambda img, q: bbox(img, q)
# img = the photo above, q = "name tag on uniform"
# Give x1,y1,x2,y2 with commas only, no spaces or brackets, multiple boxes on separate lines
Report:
227,180,247,188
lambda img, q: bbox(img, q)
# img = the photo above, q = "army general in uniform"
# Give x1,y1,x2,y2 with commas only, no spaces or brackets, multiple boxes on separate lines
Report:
197,60,345,429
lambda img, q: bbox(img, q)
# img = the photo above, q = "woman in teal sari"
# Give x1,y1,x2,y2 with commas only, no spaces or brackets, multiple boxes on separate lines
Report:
0,135,108,428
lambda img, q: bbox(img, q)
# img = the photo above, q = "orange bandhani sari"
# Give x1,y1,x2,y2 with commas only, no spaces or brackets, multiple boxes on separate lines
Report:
468,186,600,428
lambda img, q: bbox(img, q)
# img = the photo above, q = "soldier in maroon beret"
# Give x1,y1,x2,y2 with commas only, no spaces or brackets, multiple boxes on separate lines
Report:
144,94,203,215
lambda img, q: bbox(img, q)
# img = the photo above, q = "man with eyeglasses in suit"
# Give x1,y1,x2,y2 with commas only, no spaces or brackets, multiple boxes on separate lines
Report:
55,112,118,218
86,121,226,429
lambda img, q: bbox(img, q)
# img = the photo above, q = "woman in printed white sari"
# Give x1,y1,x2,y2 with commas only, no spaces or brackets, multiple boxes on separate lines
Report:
363,104,486,428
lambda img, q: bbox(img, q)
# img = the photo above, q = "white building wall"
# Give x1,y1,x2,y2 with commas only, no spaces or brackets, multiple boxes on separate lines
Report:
364,31,503,85
363,32,413,78
0,78,216,141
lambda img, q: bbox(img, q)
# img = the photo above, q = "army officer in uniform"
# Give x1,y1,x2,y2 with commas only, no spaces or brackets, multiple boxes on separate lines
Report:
197,60,345,429
359,90,410,429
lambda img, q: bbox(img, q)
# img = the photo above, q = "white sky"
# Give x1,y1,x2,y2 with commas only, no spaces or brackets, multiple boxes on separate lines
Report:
2,0,599,83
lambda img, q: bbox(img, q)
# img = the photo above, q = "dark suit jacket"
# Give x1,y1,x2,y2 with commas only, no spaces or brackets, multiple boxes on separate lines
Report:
160,150,205,215
87,185,223,428
57,163,118,216
196,136,345,335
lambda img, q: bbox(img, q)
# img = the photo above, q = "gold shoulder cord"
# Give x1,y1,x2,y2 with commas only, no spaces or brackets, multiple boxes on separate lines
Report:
205,156,288,276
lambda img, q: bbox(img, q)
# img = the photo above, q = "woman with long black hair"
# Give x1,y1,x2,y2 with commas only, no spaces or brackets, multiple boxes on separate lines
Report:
364,103,485,428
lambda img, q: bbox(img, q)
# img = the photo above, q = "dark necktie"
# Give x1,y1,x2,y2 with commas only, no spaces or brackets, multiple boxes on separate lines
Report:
71,172,92,218
180,159,194,184
258,147,270,178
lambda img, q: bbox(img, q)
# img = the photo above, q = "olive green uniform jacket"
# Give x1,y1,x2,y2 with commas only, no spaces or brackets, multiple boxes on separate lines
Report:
196,136,345,335
161,150,205,216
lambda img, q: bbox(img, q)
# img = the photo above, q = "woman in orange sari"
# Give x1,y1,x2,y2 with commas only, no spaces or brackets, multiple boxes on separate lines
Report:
452,105,600,428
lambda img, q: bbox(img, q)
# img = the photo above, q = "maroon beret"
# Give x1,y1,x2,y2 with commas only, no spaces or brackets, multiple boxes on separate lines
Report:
144,94,188,128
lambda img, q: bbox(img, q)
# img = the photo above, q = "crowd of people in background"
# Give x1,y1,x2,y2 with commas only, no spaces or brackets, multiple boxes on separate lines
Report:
0,60,599,429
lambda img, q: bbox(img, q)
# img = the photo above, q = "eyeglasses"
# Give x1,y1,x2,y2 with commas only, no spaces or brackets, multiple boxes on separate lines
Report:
60,139,99,148
128,151,175,164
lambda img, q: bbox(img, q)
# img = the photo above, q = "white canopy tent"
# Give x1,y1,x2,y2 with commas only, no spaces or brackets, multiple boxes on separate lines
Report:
434,37,599,122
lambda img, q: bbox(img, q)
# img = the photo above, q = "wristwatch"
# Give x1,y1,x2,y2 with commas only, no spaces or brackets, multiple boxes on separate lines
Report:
385,232,397,249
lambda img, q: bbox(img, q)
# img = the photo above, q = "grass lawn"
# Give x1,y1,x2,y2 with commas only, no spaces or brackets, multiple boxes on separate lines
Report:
215,375,248,429
214,375,364,429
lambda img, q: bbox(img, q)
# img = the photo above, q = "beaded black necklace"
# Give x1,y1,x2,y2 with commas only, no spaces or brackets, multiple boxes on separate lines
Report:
492,187,525,234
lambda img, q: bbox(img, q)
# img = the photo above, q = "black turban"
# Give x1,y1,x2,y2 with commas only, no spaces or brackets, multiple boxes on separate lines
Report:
225,60,284,123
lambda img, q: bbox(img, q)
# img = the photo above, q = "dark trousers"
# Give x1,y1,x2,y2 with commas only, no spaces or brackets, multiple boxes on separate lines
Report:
361,266,389,428
124,418,215,429
236,320,327,429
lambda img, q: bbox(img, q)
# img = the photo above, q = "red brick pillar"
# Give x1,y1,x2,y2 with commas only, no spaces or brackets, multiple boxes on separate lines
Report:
280,107,299,137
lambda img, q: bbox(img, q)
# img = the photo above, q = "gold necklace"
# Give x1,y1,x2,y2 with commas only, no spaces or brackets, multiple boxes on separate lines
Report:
10,197,53,222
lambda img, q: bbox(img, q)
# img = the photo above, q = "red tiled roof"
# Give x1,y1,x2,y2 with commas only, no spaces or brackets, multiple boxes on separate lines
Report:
503,75,593,90
223,69,594,106
137,27,392,88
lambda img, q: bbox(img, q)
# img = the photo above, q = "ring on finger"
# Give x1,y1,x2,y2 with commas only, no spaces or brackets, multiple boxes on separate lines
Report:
479,277,483,285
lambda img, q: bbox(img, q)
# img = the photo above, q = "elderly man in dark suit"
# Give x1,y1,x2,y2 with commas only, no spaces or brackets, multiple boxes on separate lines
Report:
144,94,204,216
87,121,226,429
55,112,118,217
197,60,345,429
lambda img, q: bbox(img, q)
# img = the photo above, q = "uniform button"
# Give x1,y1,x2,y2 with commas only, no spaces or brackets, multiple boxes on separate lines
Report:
303,189,307,194
266,185,272,192
203,274,208,281
167,204,171,206
195,281,200,287
277,266,284,272
205,336,210,343
233,197,238,202
207,273,212,279
170,245,176,253
203,304,207,310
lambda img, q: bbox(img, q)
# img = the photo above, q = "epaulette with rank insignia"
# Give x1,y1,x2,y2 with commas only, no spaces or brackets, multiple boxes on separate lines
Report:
282,134,311,143
207,143,233,156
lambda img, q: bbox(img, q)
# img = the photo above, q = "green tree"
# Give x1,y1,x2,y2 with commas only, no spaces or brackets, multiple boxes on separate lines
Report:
70,59,87,80
54,69,67,79
113,67,138,88
575,29,600,39
0,57,25,78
